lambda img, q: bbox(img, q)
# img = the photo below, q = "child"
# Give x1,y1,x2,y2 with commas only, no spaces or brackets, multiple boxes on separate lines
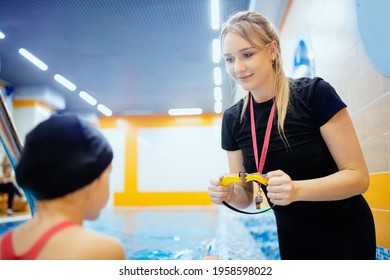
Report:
0,114,126,259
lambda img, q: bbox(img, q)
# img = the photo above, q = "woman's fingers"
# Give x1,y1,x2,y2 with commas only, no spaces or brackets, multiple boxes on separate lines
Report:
266,170,294,206
208,182,233,204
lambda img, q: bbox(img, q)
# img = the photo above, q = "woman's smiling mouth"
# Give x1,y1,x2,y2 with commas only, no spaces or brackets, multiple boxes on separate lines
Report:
238,74,254,81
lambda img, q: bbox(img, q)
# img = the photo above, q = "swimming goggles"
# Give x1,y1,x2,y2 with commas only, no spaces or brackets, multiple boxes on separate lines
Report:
219,172,273,215
220,172,268,187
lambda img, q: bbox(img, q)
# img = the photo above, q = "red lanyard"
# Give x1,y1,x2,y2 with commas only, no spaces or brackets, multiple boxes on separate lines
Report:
249,93,276,173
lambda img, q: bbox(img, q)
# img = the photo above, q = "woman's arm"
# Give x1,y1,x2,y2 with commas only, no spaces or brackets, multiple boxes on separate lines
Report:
266,108,369,205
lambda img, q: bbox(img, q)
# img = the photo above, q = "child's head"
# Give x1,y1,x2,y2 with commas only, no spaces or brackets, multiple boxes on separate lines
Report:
16,114,113,202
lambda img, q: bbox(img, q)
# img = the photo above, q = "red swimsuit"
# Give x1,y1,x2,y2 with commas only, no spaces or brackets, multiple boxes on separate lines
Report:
0,221,77,260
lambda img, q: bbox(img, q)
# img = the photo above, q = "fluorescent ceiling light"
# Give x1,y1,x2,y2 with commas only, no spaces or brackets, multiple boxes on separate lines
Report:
214,101,222,114
214,87,222,101
211,0,220,30
213,67,222,85
54,74,76,91
19,48,48,71
212,39,221,63
97,104,112,116
0,31,5,39
79,91,97,106
168,108,203,116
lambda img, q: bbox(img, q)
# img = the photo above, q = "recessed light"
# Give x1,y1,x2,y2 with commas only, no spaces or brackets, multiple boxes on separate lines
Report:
168,108,203,116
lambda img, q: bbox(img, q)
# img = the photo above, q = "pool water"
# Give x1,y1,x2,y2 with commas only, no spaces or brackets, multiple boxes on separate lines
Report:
0,220,23,236
84,206,280,260
0,206,281,260
85,207,220,260
205,206,280,260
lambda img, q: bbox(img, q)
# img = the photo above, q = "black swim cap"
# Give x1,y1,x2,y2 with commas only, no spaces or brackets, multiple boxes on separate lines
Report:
16,114,113,200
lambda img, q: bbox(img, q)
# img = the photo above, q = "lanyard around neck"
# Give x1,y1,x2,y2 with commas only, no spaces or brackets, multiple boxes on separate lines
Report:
249,93,276,174
221,94,276,215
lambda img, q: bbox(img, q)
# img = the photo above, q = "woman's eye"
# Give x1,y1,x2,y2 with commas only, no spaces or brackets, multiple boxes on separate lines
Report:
243,53,253,58
225,57,233,63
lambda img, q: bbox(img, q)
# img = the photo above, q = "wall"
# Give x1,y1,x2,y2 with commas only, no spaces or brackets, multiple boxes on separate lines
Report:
280,0,390,258
12,100,52,143
99,115,227,207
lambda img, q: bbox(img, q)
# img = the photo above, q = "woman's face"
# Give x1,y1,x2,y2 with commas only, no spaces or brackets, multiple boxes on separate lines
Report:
222,31,274,93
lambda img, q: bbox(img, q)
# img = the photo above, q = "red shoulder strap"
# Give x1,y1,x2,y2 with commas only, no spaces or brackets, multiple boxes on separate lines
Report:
0,231,16,260
1,220,77,260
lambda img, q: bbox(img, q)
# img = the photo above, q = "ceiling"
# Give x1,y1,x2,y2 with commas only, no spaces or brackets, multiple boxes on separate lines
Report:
0,0,289,117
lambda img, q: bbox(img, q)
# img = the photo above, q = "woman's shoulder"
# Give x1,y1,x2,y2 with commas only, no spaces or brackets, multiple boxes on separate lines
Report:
223,98,244,119
290,77,335,95
288,76,346,125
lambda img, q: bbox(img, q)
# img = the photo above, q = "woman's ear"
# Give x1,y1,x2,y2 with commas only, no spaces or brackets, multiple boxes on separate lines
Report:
269,40,278,61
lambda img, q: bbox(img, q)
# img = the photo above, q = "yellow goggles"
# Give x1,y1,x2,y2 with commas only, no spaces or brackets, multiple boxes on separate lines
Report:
220,172,268,186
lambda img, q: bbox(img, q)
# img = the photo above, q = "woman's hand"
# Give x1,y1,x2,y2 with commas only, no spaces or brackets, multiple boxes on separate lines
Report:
266,170,296,206
208,176,234,204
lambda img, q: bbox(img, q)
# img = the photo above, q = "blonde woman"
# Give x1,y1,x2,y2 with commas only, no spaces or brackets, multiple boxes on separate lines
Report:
208,11,375,260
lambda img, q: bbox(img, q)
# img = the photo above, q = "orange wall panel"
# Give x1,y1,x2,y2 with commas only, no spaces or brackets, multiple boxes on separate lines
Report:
371,210,390,249
364,172,390,248
364,173,390,210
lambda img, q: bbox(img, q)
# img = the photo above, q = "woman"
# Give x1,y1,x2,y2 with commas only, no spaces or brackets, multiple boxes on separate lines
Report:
208,11,376,259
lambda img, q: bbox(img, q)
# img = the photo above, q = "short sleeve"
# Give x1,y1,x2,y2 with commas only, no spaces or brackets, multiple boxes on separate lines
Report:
304,78,347,126
221,106,240,151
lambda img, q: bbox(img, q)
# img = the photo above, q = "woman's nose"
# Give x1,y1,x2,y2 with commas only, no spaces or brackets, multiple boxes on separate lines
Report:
234,59,246,73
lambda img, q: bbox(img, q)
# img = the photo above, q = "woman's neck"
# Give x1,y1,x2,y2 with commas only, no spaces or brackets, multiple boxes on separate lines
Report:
250,77,275,103
250,89,274,103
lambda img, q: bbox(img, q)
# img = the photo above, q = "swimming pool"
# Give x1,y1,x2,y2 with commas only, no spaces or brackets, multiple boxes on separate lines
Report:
0,206,281,260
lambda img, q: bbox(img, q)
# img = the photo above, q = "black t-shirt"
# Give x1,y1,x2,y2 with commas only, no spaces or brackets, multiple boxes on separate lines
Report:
221,77,348,218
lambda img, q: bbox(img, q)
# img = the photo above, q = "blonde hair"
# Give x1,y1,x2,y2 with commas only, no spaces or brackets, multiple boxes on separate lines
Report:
220,11,290,139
